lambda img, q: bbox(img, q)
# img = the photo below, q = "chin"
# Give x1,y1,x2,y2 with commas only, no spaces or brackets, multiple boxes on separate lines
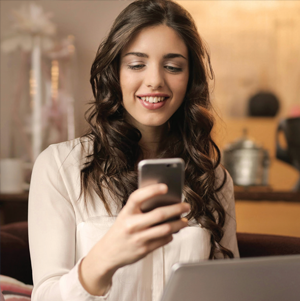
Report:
140,119,167,128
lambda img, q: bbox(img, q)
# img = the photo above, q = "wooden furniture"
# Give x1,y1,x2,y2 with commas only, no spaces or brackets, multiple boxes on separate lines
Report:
234,187,300,237
1,221,32,284
237,232,300,257
235,200,300,237
0,192,29,225
235,190,300,202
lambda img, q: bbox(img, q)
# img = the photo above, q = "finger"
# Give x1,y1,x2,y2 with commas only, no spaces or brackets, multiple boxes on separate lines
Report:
145,235,173,253
125,184,168,213
148,203,191,226
135,217,189,243
129,202,190,231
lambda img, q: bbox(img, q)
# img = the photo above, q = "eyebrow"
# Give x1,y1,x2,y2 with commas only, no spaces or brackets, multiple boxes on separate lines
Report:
123,52,187,60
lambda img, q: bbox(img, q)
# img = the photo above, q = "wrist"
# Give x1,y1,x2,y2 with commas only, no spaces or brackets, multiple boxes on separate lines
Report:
79,255,117,296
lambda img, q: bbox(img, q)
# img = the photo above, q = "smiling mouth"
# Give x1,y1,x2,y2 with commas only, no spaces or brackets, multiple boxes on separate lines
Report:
137,96,169,103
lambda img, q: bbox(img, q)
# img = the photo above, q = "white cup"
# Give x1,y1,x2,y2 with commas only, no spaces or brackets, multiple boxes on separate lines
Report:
0,158,24,193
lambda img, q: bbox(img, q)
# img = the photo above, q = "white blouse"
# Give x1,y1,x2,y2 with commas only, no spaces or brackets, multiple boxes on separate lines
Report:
28,138,239,301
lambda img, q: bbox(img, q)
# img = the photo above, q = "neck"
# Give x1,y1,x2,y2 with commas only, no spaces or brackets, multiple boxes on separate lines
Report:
139,126,166,159
126,114,167,159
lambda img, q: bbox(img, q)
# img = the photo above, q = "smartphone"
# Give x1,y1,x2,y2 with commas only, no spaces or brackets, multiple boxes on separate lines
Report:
138,158,185,213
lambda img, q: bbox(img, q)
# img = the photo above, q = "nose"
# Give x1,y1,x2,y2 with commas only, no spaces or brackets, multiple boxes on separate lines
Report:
144,64,165,90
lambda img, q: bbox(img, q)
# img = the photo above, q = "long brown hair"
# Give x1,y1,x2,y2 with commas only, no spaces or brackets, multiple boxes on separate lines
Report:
81,0,233,259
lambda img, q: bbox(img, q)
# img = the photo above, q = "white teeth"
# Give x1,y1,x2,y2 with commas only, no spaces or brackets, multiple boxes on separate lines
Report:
140,96,166,103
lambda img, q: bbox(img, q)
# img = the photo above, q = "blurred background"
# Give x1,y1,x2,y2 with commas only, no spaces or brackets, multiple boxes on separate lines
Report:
1,1,300,236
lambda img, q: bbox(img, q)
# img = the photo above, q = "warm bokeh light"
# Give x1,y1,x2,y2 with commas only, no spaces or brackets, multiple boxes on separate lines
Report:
51,60,59,102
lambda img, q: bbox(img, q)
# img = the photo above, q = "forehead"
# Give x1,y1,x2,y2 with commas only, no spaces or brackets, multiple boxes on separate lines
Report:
121,25,188,58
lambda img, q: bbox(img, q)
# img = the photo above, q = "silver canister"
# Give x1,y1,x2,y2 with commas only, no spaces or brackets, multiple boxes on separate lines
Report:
222,129,270,186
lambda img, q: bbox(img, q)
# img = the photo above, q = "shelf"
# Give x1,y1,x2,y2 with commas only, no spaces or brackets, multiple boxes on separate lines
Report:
234,189,300,202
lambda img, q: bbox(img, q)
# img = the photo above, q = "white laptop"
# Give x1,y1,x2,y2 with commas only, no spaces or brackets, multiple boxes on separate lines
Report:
160,255,300,301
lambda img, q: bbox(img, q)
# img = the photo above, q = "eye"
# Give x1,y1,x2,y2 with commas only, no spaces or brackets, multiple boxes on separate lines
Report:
165,66,182,73
128,64,145,70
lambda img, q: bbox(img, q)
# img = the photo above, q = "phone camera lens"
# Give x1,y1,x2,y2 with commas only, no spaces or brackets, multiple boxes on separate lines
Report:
166,164,177,168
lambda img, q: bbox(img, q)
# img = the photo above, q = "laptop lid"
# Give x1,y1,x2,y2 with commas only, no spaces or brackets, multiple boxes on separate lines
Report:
160,255,300,301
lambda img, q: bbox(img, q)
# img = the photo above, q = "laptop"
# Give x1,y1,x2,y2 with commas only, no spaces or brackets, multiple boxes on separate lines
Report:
160,255,300,301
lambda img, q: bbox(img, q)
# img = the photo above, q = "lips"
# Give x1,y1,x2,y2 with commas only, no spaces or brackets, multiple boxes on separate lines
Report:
136,93,170,110
137,96,168,110
137,93,170,98
138,96,165,103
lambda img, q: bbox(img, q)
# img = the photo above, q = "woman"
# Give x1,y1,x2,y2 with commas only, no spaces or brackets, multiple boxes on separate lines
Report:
28,0,239,300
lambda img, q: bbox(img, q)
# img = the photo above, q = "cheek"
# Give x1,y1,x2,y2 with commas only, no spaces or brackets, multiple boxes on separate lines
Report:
120,70,141,95
171,75,189,98
120,72,128,95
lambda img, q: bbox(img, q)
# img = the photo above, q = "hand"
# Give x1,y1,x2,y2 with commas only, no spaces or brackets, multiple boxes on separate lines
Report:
79,183,190,296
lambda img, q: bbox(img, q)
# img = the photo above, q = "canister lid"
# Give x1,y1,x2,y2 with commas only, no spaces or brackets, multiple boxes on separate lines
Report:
224,128,262,151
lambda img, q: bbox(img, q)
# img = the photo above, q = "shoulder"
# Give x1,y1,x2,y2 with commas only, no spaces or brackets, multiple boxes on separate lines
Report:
214,165,234,211
30,137,94,206
214,165,233,191
35,137,93,169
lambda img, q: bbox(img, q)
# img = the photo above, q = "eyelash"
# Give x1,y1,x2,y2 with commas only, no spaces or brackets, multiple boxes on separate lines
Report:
127,65,182,73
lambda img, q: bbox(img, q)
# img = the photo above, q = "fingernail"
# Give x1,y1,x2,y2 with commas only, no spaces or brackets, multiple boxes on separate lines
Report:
159,184,168,191
181,217,188,223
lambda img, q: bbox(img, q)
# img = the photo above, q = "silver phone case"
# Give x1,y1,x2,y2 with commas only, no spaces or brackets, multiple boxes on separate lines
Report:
138,158,185,212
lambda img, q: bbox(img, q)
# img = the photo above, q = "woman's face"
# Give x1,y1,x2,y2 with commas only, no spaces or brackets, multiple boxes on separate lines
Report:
120,25,189,130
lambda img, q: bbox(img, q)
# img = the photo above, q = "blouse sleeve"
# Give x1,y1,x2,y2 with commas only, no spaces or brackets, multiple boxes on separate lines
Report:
214,168,240,259
28,145,110,301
